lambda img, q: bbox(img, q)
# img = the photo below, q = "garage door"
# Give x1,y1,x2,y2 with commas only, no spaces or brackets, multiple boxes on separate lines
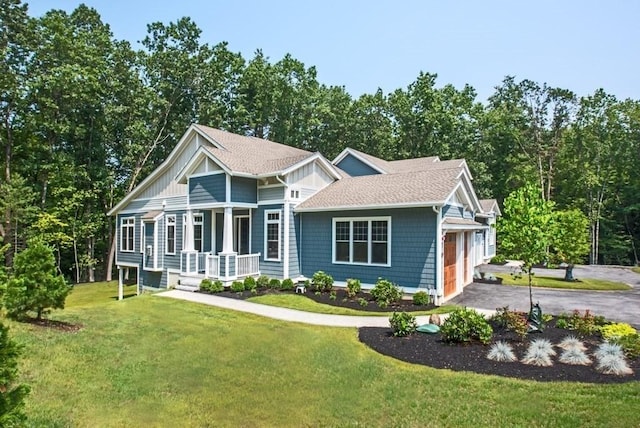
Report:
444,233,457,297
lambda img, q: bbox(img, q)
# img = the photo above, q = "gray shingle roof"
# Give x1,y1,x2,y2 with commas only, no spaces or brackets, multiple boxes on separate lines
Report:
296,167,463,211
344,148,441,173
479,199,499,214
196,125,314,175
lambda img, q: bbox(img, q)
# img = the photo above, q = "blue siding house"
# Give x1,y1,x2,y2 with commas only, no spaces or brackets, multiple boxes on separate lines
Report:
108,126,499,304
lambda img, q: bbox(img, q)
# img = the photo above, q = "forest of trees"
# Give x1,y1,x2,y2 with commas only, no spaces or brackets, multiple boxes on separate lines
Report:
1,0,639,283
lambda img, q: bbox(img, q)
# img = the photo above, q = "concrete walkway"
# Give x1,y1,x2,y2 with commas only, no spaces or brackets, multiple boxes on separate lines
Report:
157,289,494,327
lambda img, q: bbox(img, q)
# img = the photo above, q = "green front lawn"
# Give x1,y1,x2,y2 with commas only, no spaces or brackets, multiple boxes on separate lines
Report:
632,267,640,274
497,275,631,291
247,293,456,316
8,282,639,427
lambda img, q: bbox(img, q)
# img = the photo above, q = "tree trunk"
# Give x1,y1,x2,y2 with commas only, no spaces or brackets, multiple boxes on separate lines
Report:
88,236,95,283
564,264,575,281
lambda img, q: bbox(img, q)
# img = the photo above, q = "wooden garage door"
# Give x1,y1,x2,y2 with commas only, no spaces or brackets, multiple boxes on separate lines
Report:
444,233,457,297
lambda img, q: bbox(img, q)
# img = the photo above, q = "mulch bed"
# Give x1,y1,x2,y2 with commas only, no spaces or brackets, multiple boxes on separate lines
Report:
209,288,437,313
359,321,640,384
24,318,83,333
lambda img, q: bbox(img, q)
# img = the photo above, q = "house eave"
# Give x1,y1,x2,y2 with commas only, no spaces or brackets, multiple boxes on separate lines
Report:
295,201,445,213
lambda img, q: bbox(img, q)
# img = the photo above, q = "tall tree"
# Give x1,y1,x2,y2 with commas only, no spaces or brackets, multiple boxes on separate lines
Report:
552,209,590,280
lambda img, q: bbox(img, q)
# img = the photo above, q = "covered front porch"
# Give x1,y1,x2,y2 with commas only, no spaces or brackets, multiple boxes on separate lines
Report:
180,206,260,284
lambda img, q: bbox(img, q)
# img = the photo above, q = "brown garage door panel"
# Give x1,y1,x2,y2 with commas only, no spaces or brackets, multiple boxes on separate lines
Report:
444,233,456,297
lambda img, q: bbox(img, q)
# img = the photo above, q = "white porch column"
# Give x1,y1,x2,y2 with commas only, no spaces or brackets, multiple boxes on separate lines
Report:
118,266,124,301
221,206,234,254
184,209,194,251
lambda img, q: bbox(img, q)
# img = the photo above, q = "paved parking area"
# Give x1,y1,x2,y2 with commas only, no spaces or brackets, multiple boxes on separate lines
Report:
451,265,640,328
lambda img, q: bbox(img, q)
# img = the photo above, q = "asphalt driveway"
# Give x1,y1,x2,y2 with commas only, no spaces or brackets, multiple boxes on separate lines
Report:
451,264,640,328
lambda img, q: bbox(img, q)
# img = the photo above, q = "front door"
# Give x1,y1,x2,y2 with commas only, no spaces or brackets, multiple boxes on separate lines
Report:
234,216,250,255
444,233,457,297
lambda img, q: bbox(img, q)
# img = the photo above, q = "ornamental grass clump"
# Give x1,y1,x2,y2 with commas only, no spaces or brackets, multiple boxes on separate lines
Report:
596,353,633,376
440,308,493,344
558,347,592,366
593,342,624,360
557,335,586,351
521,339,555,366
486,341,517,362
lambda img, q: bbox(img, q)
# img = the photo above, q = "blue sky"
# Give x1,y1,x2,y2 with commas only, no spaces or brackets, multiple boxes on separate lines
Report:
26,0,640,103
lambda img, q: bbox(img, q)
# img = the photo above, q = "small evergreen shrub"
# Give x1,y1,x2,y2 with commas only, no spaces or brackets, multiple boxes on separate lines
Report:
358,298,368,307
346,278,361,297
610,334,640,359
200,278,213,292
601,323,637,340
440,308,493,344
311,271,333,292
268,278,281,290
490,254,506,264
256,275,270,288
230,281,245,292
329,291,337,301
200,278,223,293
389,312,417,337
280,278,294,291
487,341,517,362
370,278,403,308
412,291,430,306
243,276,257,291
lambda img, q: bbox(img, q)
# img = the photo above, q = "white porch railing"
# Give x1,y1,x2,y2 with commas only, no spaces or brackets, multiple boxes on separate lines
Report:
237,253,260,277
205,254,220,278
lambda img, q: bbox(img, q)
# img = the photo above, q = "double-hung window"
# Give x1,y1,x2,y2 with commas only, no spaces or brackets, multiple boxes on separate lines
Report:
120,217,135,252
166,215,176,254
193,213,203,252
265,210,281,261
333,217,390,266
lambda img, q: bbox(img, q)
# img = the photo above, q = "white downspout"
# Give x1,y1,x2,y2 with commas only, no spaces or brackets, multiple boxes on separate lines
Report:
276,175,289,279
433,205,443,305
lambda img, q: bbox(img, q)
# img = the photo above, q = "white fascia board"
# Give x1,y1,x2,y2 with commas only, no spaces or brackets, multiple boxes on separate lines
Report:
279,153,343,181
174,146,231,183
295,201,445,213
108,124,202,216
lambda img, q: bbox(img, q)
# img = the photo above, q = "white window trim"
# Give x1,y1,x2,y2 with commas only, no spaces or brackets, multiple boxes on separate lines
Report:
264,209,281,262
193,212,204,253
120,217,135,253
140,221,145,254
332,216,391,267
165,214,176,255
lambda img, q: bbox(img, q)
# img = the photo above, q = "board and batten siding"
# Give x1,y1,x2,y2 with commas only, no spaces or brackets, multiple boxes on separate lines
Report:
119,195,187,214
231,176,257,203
300,208,437,289
287,160,335,189
258,186,284,202
335,154,380,177
189,174,226,205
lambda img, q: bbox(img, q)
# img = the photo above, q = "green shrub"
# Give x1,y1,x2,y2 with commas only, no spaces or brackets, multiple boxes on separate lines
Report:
441,308,493,344
329,291,337,301
268,278,281,289
490,254,506,264
492,306,528,340
370,278,402,307
610,333,640,359
601,323,637,340
243,276,257,291
230,281,245,292
389,312,417,337
346,278,361,297
280,278,295,291
200,278,223,293
311,271,333,293
412,291,430,306
256,275,270,288
358,297,368,307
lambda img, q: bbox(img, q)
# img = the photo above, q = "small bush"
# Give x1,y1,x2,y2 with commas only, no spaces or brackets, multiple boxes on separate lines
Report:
490,254,506,264
440,308,493,344
256,275,270,288
370,278,403,307
346,278,361,297
601,323,637,341
492,306,528,340
280,278,295,291
596,353,633,376
559,348,591,366
200,278,223,293
557,335,586,351
487,341,517,362
594,342,625,360
230,281,245,292
311,271,333,292
412,291,430,306
358,298,368,307
521,339,555,366
243,276,257,291
389,312,417,337
329,291,337,301
610,334,640,359
268,278,281,290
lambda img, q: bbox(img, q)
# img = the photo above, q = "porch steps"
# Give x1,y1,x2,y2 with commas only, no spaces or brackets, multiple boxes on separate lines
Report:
176,275,201,292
